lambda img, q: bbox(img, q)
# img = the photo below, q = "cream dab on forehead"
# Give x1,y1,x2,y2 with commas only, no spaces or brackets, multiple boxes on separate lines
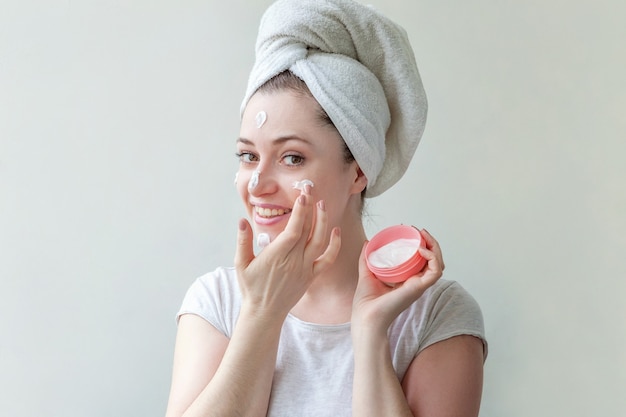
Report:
292,179,314,190
255,111,267,128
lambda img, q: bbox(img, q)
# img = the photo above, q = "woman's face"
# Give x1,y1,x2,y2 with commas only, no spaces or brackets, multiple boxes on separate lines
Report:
237,90,366,242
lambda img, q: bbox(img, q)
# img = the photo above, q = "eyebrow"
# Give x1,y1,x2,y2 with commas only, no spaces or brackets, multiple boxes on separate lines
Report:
236,135,313,147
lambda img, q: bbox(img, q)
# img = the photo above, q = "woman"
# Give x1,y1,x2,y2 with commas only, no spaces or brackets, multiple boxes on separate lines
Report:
165,1,486,416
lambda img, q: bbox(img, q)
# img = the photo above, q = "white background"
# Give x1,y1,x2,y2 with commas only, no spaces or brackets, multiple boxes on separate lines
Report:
1,1,624,416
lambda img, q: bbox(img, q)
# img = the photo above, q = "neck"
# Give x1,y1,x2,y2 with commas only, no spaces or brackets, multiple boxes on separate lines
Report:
290,216,367,324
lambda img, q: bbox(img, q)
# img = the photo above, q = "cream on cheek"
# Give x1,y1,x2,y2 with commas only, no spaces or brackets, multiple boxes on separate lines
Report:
292,179,315,191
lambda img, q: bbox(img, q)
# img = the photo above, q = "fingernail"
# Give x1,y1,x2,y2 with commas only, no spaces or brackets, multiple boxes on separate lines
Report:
238,219,247,231
317,200,325,211
304,184,312,195
298,195,306,205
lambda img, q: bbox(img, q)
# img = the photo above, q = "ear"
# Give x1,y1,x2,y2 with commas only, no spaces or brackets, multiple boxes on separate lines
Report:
350,164,368,195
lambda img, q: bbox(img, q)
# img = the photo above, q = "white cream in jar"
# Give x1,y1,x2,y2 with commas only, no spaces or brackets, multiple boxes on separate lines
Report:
367,238,421,268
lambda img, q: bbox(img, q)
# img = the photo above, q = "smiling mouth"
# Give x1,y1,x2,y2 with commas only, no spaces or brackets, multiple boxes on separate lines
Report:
255,206,292,218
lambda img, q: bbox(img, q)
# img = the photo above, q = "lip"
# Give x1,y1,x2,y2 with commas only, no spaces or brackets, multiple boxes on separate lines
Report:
252,202,289,209
251,202,293,226
254,211,291,226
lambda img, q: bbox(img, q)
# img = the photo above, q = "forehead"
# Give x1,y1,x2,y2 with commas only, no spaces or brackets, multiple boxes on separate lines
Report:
241,90,324,137
239,90,349,164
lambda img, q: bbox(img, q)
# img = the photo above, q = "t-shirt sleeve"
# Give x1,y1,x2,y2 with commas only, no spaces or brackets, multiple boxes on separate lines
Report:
176,267,240,338
418,281,488,360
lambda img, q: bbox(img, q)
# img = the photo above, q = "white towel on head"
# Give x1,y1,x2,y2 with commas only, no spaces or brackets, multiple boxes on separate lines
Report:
241,0,427,197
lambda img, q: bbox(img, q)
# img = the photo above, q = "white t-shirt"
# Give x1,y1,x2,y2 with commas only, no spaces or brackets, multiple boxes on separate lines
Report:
178,267,487,417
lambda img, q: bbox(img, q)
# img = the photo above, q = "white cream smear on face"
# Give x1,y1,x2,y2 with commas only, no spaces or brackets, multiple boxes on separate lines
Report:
257,232,271,248
248,170,260,191
368,238,421,268
255,111,267,128
292,179,314,191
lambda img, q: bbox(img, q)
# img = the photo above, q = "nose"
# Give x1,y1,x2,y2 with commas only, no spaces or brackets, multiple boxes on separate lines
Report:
247,164,278,196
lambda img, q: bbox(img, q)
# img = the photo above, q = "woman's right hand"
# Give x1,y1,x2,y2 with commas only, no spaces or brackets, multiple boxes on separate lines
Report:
234,188,342,319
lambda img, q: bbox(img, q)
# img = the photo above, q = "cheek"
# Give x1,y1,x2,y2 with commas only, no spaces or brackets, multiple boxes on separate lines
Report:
318,172,355,206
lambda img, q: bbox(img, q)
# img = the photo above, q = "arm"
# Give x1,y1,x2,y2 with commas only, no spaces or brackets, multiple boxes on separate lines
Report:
352,331,484,417
402,335,484,417
352,230,483,416
165,308,284,417
352,324,415,417
164,315,228,417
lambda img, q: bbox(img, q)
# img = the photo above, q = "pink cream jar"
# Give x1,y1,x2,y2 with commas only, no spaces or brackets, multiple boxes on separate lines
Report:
365,225,427,284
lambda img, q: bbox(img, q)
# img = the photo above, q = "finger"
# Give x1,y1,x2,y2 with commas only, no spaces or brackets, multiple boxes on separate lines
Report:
312,227,342,276
417,246,443,284
357,240,374,280
304,200,329,263
356,240,392,292
392,274,436,305
420,228,445,270
276,192,314,249
388,247,443,302
297,190,315,246
419,228,438,250
234,218,255,271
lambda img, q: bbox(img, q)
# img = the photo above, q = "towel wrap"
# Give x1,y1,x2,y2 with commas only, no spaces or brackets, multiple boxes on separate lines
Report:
241,0,427,197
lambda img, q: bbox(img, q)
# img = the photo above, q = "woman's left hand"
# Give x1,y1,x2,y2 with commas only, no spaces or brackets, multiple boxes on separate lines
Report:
351,229,445,336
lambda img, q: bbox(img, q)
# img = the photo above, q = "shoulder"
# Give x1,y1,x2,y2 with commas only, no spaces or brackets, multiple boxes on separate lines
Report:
399,284,486,415
398,279,483,323
180,267,239,307
391,279,487,359
422,280,483,321
189,266,239,294
177,267,241,337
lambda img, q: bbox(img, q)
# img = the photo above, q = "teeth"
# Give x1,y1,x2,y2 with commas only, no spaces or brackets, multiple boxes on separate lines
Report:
255,206,291,218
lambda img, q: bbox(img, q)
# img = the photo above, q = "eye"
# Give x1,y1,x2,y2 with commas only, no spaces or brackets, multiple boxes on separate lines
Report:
282,154,304,166
235,151,258,164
